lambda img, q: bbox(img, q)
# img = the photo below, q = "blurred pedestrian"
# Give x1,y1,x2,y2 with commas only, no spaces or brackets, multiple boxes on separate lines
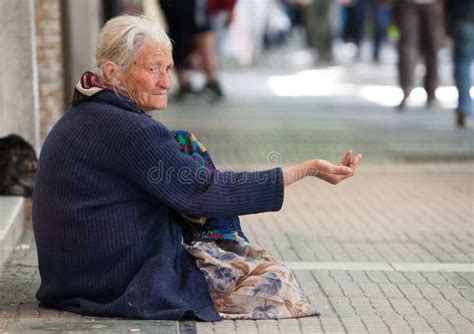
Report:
300,0,335,64
208,0,237,55
444,0,474,128
343,0,391,62
393,0,443,110
264,0,292,48
160,0,225,101
231,0,273,66
196,0,237,101
343,0,366,58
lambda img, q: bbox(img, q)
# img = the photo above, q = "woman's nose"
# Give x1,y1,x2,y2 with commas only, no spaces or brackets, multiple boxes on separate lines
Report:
158,74,172,91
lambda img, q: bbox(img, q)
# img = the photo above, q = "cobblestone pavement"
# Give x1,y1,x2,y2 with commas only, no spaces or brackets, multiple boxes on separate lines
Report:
1,47,473,333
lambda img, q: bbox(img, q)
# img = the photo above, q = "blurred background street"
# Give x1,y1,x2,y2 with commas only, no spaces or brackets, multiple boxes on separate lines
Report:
159,42,473,165
0,0,473,333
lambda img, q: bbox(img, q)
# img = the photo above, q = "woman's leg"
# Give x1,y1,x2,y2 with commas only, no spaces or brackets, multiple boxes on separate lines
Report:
161,0,195,94
395,2,419,108
371,1,390,62
453,22,474,117
419,2,442,104
194,31,218,84
353,0,367,51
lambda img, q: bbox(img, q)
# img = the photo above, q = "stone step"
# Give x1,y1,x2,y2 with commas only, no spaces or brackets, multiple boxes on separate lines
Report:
0,196,25,267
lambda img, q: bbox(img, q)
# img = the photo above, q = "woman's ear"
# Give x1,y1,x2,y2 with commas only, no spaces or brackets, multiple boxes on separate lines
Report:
103,61,118,83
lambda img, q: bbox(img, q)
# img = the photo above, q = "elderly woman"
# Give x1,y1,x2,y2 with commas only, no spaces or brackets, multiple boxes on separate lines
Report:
32,15,361,321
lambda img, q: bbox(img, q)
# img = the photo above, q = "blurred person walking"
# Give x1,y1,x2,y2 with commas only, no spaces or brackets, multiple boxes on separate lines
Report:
393,0,443,110
160,0,225,101
343,0,391,62
444,0,474,128
231,0,273,66
198,0,237,101
208,0,237,56
299,0,335,64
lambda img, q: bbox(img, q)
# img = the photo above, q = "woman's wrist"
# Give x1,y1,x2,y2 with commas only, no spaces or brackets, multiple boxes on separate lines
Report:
305,159,320,177
283,160,318,187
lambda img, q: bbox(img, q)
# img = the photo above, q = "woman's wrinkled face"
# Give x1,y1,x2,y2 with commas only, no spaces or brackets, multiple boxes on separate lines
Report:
119,41,173,111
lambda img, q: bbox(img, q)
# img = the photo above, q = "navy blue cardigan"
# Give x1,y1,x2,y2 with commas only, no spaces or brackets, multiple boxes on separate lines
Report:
32,90,284,321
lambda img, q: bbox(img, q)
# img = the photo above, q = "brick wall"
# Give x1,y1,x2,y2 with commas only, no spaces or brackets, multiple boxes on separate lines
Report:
34,0,65,143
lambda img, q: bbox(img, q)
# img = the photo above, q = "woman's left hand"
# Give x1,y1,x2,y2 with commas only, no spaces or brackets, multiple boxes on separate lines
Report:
310,151,362,185
283,151,362,187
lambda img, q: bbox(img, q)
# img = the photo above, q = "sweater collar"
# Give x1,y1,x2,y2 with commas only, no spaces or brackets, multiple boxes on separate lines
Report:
71,71,146,115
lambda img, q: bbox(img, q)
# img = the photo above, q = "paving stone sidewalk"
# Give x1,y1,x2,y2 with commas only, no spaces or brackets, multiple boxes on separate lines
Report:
1,164,473,333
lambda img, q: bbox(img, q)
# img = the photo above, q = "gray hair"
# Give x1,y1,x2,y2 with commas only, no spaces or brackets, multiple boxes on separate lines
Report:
95,15,172,85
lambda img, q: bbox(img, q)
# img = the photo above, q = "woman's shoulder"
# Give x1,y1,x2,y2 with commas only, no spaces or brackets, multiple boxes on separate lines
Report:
69,94,168,132
47,97,171,153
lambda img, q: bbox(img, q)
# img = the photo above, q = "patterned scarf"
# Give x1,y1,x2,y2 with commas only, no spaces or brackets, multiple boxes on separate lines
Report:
173,130,249,242
72,72,144,114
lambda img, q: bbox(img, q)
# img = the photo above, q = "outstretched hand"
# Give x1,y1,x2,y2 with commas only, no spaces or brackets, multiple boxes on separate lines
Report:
310,151,362,185
283,151,362,187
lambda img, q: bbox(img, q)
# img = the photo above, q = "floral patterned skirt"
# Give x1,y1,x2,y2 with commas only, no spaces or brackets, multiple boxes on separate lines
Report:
184,240,318,320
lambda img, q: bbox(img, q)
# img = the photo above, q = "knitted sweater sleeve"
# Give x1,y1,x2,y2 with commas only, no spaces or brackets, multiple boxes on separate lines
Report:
123,123,284,217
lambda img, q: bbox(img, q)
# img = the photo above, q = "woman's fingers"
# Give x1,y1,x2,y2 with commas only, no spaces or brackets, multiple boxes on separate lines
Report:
350,153,362,170
332,165,353,175
340,150,352,166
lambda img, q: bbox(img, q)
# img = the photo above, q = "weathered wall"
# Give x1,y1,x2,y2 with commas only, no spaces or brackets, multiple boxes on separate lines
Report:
35,0,65,143
0,0,40,150
0,0,102,150
62,0,101,105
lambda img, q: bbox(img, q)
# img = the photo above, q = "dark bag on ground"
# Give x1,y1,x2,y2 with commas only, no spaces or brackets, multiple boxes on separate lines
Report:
0,134,38,197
